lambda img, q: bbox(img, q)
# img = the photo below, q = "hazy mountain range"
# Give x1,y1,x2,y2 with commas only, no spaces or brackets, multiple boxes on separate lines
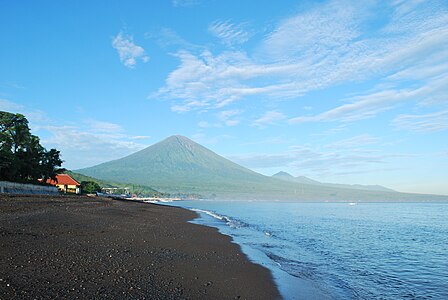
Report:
77,135,446,202
271,171,395,192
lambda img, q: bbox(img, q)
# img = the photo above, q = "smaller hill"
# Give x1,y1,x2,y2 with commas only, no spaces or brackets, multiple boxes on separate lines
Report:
66,171,163,197
272,171,295,179
272,172,320,185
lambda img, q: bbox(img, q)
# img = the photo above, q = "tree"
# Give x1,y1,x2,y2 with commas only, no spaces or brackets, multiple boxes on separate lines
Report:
0,111,65,183
80,181,101,194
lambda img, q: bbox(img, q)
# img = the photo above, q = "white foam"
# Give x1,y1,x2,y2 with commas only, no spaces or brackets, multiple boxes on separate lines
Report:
191,208,232,223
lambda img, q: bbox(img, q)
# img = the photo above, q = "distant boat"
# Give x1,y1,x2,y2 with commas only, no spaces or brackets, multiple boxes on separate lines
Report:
348,202,357,206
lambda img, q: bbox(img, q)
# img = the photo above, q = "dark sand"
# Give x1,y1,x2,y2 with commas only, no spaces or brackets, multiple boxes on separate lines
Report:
0,194,281,299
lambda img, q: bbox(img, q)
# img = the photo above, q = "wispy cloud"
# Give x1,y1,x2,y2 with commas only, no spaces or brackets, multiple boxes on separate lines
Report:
0,98,22,112
252,111,286,128
157,0,448,118
112,32,149,68
147,27,202,51
217,109,242,126
289,75,448,124
392,0,427,17
41,125,147,169
1,99,148,169
289,88,413,124
229,145,409,177
208,20,251,47
84,119,124,134
259,0,361,60
198,109,243,128
393,110,448,133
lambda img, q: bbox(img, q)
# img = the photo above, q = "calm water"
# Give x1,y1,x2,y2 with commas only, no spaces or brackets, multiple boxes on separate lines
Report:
167,201,448,299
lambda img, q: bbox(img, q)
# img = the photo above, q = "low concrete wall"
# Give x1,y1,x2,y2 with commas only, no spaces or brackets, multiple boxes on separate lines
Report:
0,181,59,195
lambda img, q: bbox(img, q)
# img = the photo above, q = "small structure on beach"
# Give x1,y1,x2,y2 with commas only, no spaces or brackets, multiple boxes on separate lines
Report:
46,174,81,194
100,187,131,197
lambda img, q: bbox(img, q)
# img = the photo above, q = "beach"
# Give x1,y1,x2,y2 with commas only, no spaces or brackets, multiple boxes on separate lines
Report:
0,194,280,299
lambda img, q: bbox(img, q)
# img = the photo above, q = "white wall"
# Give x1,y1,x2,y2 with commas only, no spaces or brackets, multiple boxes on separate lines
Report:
0,181,59,195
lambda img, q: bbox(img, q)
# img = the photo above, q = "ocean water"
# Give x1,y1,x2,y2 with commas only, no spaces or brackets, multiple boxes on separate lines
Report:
166,201,448,299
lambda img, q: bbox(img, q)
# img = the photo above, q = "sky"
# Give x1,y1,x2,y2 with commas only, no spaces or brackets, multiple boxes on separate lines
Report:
1,0,447,194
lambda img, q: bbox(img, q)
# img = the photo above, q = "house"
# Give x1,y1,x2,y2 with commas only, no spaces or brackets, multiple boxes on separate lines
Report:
47,174,81,194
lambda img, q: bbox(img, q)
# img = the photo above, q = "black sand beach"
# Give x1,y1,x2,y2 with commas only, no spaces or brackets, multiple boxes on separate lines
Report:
0,194,281,299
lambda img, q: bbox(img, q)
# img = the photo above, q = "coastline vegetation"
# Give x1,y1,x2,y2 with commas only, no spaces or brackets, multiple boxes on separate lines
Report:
0,111,64,184
66,170,167,197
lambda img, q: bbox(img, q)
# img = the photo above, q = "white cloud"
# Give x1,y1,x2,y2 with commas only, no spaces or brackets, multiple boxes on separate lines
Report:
391,0,426,17
84,119,124,134
252,111,286,128
1,99,149,169
208,20,251,46
289,88,414,124
229,145,409,177
157,0,448,118
0,98,22,112
259,0,361,60
149,28,200,51
289,75,448,124
41,125,147,169
217,109,242,126
112,32,149,68
393,110,448,132
156,49,305,111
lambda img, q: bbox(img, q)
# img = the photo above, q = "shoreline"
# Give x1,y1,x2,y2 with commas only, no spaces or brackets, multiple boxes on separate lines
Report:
0,194,281,299
166,201,330,300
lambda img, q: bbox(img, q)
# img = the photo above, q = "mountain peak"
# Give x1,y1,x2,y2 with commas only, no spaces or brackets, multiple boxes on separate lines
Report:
77,134,264,195
165,134,192,142
160,135,199,149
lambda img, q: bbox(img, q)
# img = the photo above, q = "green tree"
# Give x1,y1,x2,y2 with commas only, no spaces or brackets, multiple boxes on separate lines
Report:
0,111,64,183
80,181,101,194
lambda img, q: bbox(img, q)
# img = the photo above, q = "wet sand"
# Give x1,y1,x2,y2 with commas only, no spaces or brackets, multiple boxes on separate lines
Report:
0,194,281,299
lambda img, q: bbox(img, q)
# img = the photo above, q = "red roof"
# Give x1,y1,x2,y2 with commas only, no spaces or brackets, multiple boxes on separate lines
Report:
47,174,80,186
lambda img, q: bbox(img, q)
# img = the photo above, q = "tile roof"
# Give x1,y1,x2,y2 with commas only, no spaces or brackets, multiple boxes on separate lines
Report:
47,174,80,186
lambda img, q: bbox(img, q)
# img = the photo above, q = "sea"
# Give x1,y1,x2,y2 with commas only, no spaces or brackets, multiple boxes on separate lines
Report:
165,200,448,300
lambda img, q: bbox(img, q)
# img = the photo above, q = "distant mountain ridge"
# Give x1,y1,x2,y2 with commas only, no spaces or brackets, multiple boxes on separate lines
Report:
77,135,446,202
272,171,395,192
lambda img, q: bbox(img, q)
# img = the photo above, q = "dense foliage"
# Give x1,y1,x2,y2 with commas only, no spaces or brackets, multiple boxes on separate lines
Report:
80,181,102,194
0,111,64,183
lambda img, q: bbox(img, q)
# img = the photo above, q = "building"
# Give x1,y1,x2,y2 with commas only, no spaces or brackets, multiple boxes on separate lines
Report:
47,174,81,194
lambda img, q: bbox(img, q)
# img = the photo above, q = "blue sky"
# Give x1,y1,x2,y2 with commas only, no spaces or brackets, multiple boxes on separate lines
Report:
1,0,447,194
